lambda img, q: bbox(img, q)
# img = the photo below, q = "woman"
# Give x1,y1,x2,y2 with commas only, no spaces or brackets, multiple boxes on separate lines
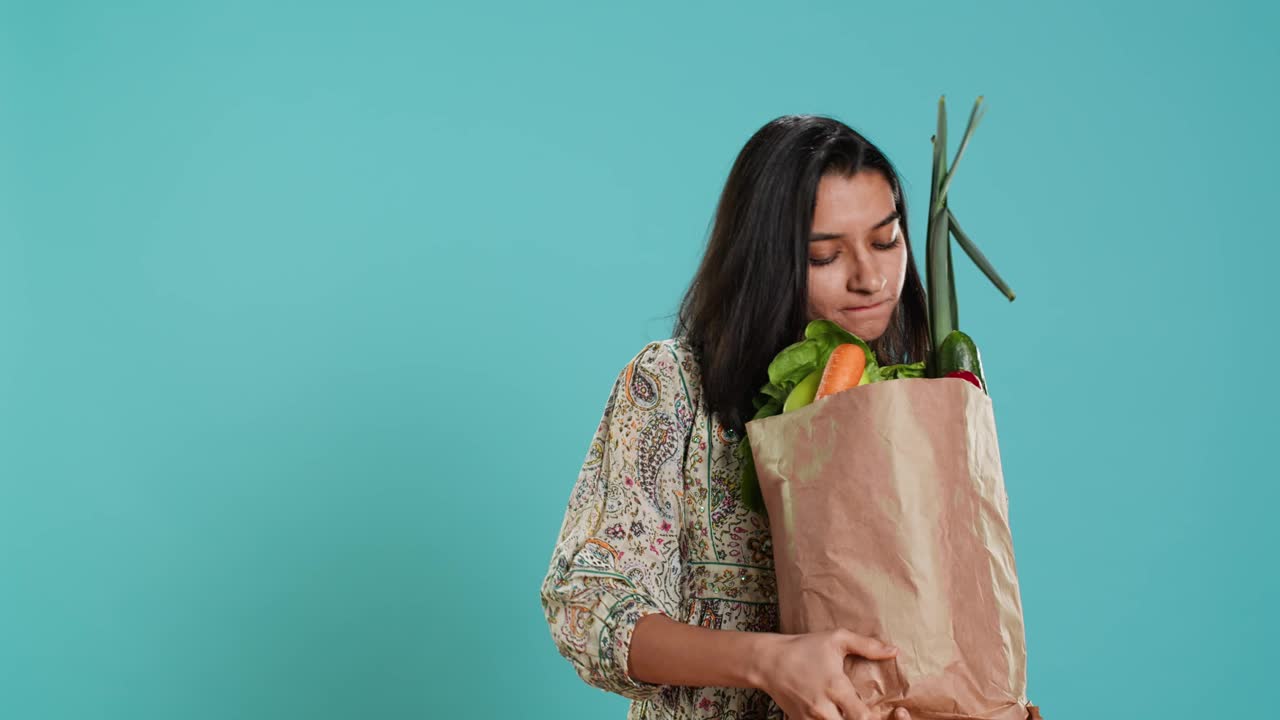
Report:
540,114,930,720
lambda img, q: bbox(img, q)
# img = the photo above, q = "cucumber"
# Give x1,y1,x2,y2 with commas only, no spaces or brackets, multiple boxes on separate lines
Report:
936,330,987,392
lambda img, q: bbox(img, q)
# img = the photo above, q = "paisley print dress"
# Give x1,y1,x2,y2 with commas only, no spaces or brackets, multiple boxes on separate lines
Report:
540,337,785,719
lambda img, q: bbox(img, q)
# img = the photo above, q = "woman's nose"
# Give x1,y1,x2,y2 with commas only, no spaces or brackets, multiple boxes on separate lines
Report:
847,258,885,294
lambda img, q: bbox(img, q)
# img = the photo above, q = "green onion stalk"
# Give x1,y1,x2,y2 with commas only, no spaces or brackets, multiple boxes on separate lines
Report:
923,95,1017,382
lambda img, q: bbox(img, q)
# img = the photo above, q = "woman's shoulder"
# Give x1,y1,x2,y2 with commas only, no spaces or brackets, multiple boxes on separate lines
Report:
623,336,703,385
614,336,704,413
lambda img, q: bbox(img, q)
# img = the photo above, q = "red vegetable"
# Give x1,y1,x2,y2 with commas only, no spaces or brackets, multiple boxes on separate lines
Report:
945,369,983,390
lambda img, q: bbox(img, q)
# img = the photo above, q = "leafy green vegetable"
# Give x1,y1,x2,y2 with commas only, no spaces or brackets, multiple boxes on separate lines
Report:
924,95,1016,375
937,95,986,207
878,361,927,381
766,339,825,389
751,396,783,422
947,208,1015,301
736,440,765,515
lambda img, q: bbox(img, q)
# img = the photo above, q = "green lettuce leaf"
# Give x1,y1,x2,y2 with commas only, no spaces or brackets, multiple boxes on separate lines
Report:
736,441,766,514
878,360,927,381
766,338,824,388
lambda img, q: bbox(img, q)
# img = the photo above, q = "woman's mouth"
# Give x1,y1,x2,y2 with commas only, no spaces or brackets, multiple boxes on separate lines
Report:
843,300,886,313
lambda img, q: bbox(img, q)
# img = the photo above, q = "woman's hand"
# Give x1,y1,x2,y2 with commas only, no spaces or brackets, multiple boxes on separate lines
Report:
751,628,910,720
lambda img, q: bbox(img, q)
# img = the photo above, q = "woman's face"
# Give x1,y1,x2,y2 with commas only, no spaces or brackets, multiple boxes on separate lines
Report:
806,170,909,342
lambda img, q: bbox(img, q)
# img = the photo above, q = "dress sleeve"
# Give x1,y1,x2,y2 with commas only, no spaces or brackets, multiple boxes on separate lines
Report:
540,340,692,701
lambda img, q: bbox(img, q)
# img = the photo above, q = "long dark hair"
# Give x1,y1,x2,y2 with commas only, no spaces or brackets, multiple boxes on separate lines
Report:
673,115,931,435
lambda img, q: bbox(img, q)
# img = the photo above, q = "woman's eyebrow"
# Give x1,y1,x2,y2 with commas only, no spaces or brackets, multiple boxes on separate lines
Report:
810,210,900,241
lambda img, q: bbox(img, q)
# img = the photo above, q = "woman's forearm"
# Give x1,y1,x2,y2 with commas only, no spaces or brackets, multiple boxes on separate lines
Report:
627,612,777,689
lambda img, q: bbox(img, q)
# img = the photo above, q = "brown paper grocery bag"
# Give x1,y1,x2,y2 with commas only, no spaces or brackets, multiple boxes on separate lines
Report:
746,377,1043,720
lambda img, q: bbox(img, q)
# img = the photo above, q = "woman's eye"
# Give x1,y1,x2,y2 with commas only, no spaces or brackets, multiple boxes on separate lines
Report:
873,237,903,251
809,254,838,266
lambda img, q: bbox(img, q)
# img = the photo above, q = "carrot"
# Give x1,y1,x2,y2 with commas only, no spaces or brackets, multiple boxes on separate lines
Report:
814,343,867,400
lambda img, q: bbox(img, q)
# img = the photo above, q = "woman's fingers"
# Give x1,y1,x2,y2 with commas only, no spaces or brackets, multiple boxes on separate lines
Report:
837,629,899,660
830,681,873,720
892,707,911,720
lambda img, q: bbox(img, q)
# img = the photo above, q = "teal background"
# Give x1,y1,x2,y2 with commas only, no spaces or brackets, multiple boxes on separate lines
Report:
1,1,1275,718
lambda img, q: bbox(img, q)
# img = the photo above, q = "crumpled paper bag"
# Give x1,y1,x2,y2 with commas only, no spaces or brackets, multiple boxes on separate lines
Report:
745,377,1043,720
